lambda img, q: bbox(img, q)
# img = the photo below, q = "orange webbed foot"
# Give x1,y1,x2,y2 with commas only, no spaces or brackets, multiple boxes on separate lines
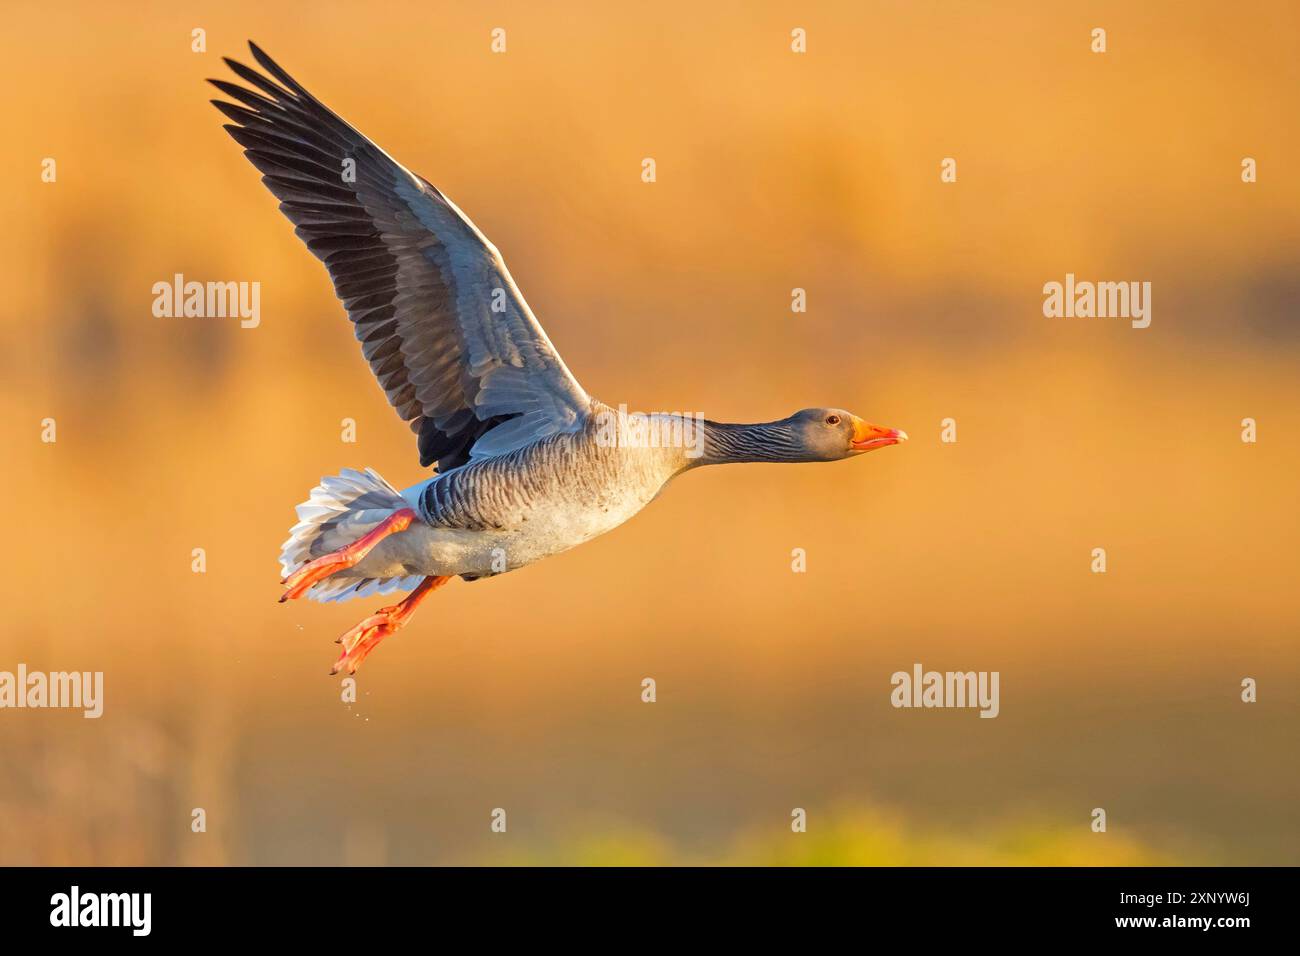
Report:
279,508,416,602
328,575,451,675
331,611,402,675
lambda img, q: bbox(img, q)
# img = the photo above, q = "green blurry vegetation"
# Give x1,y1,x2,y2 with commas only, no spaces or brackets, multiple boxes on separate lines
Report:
483,807,1174,866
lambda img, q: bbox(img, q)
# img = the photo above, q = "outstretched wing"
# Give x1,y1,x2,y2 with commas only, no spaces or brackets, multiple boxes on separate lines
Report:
210,42,591,471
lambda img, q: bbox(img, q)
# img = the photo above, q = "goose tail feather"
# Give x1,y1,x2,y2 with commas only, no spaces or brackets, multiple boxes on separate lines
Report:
278,467,423,603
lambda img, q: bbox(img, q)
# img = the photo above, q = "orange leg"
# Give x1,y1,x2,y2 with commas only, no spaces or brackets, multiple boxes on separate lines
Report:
280,508,416,602
331,574,452,675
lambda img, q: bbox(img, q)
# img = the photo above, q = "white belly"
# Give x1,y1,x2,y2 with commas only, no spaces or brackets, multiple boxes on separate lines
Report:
351,444,681,580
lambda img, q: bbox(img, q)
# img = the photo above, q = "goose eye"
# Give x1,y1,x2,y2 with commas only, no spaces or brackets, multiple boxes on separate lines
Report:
825,414,841,426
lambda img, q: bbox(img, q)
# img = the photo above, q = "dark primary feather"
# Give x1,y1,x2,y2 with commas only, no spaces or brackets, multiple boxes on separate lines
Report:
209,41,589,472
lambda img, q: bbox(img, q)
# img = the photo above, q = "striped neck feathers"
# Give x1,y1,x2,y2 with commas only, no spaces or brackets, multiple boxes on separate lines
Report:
697,418,812,465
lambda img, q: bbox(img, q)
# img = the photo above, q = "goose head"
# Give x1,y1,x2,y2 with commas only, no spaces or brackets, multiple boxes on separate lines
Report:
695,408,907,465
789,407,908,461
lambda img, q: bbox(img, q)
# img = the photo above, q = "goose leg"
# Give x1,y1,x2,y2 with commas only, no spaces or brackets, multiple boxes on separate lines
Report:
331,574,451,675
280,508,417,602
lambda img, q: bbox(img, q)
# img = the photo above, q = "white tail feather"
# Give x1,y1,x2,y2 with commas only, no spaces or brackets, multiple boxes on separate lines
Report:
279,467,422,603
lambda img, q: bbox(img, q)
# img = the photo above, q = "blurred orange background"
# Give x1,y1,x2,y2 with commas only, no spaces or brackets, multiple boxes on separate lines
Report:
1,0,1297,865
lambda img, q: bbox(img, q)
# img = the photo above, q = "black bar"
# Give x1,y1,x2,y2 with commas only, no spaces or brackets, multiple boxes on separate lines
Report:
0,866,1277,941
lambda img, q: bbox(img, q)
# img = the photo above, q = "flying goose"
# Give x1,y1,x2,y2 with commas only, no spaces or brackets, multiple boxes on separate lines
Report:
210,43,908,675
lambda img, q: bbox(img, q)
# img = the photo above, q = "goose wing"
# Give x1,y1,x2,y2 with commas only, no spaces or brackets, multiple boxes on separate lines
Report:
210,42,591,471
